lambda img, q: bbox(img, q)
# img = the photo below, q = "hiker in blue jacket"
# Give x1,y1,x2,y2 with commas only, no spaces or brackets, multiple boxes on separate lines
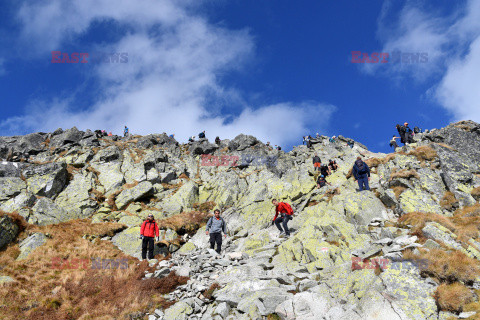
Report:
352,157,370,191
206,209,227,254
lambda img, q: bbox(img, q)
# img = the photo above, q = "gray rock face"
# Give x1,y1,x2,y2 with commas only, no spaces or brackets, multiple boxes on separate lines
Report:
49,127,85,148
228,134,260,151
0,161,28,177
0,177,26,201
189,139,218,155
0,215,19,249
92,146,122,163
22,162,68,198
30,197,76,225
115,181,154,210
17,233,47,260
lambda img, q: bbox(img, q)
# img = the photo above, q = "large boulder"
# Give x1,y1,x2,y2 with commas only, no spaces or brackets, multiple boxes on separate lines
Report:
115,181,154,210
92,146,122,163
188,139,218,155
91,163,124,195
0,161,28,177
55,173,97,218
30,197,78,225
0,191,37,218
22,162,68,198
16,233,47,260
49,127,85,148
0,177,26,201
0,215,19,249
160,181,199,214
228,134,260,151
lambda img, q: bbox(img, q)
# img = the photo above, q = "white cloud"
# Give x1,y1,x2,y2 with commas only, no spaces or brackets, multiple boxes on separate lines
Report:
364,0,480,122
1,0,336,147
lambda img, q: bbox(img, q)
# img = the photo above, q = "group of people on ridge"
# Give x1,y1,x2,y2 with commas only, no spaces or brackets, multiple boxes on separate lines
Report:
391,122,422,149
139,199,298,259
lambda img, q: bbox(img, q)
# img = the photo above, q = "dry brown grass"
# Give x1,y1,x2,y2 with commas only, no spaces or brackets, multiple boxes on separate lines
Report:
89,188,106,204
404,248,480,283
0,210,29,234
454,203,480,218
0,219,183,320
66,165,81,181
407,145,438,162
397,212,456,241
157,210,212,235
202,282,220,300
365,154,396,168
192,201,216,213
389,168,419,181
178,173,190,180
435,142,457,151
434,283,474,313
391,186,407,199
440,191,458,211
471,187,480,200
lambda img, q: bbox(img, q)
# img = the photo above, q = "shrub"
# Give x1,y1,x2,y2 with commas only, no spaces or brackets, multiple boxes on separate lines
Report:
434,283,474,313
440,191,458,211
389,169,419,181
202,282,220,299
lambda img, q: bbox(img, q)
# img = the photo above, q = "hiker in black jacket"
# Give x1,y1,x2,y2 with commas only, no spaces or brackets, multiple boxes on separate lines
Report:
352,157,370,191
317,175,331,189
404,122,414,144
313,154,321,171
320,164,331,177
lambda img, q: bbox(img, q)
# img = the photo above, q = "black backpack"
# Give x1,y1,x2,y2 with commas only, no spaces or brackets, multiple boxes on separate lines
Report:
356,161,367,175
414,126,420,134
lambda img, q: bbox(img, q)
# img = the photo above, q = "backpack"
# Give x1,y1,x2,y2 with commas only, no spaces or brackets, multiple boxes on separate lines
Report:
414,126,420,134
317,177,326,187
356,161,367,175
207,216,225,230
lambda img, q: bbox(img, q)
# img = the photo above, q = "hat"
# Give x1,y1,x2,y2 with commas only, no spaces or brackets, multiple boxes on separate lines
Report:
320,175,324,178
404,122,408,125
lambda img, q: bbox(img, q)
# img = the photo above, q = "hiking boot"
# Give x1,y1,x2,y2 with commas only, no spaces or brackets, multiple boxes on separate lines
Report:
279,232,285,238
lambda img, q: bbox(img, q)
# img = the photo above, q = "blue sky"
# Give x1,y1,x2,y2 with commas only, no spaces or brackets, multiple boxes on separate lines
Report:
0,0,479,153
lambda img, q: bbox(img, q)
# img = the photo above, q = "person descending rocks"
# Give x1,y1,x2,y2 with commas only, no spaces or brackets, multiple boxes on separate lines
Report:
199,131,206,139
271,199,294,237
390,135,400,149
404,122,414,144
215,136,221,145
313,153,321,172
352,156,371,191
124,126,129,137
317,174,331,189
140,214,159,261
396,124,407,145
205,209,227,254
320,163,331,177
328,159,338,171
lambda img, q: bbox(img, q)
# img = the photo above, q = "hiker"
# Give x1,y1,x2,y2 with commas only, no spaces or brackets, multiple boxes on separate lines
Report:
271,199,294,237
316,133,320,138
124,126,129,137
328,160,338,171
266,141,271,148
307,138,312,149
396,124,407,145
313,153,321,171
320,163,331,177
352,156,370,191
199,131,206,139
206,209,227,254
347,140,354,148
390,135,400,149
404,122,414,144
108,132,112,136
140,214,159,261
317,175,331,188
188,136,195,142
215,136,221,145
276,145,282,150
303,136,307,145
169,134,175,138
329,136,336,143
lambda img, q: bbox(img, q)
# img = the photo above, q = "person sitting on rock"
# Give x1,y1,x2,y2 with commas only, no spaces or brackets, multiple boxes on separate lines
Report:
352,156,370,191
313,153,321,171
215,136,221,145
140,214,159,261
206,209,227,254
317,175,331,188
271,199,294,237
328,159,338,171
199,131,206,139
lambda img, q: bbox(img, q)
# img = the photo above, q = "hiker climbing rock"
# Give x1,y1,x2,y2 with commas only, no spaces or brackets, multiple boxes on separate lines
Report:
206,209,227,254
271,199,294,237
124,126,129,137
390,135,400,149
215,136,221,145
320,163,331,177
396,123,407,145
199,131,206,139
317,175,331,189
352,156,370,191
313,153,321,172
328,160,338,171
140,214,159,261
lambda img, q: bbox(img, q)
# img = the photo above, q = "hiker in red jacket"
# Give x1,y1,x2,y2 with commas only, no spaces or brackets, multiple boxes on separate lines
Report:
140,214,159,260
271,199,294,237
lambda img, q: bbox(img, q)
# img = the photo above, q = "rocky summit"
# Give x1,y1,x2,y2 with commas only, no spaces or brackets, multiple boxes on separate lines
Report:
1,121,480,319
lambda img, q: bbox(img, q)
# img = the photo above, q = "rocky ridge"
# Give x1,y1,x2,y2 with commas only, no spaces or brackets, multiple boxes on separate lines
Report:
1,121,480,319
